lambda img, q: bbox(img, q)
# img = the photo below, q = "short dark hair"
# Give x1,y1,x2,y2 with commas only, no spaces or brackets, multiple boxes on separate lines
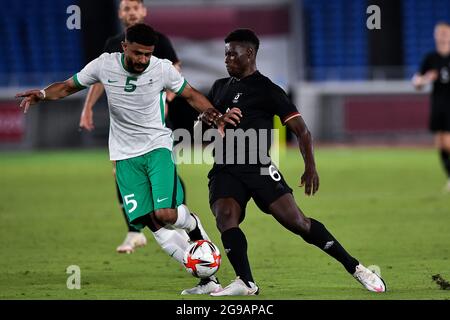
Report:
224,29,260,53
125,23,157,46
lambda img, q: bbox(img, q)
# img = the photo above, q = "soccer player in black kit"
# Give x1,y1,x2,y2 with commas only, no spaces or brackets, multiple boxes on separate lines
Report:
78,0,183,253
197,29,386,296
413,22,450,192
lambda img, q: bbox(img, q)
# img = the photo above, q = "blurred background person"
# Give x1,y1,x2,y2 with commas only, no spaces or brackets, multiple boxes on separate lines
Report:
412,22,450,192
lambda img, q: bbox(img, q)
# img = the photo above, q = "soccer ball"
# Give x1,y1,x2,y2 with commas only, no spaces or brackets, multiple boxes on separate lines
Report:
183,240,221,278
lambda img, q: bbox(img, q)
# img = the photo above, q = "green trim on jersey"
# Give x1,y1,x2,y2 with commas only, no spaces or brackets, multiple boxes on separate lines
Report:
176,79,187,95
159,91,165,125
120,53,127,72
72,74,86,89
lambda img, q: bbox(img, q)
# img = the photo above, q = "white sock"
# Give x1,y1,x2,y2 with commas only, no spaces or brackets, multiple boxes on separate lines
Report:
152,226,190,264
173,204,197,232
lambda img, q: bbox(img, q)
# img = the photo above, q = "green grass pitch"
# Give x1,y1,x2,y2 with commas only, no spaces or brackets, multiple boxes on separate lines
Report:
0,147,449,300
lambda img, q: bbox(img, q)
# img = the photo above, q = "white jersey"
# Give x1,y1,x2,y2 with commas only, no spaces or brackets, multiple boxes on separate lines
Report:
74,52,187,160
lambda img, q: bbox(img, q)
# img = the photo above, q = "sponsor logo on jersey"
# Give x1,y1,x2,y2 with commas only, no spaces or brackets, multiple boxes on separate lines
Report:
232,93,243,103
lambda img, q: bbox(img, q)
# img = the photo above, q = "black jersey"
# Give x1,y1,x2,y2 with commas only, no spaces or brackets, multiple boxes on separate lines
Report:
419,52,450,109
103,31,179,64
207,71,300,174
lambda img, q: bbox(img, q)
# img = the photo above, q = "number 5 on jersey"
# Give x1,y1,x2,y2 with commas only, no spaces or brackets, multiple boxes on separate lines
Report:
124,194,138,213
125,76,137,92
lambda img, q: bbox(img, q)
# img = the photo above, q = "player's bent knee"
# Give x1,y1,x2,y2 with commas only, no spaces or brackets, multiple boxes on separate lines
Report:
213,207,240,232
154,208,177,225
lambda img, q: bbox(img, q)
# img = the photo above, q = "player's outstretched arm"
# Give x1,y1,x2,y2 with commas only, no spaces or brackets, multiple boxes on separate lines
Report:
285,116,319,196
180,83,240,127
412,70,438,90
15,77,84,113
79,83,105,131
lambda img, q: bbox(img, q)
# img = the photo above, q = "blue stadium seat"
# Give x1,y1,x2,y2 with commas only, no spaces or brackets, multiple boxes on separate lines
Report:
0,0,83,87
302,0,368,81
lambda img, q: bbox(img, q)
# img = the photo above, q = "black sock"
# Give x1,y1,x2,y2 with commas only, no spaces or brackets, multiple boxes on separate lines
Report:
221,228,254,286
115,180,140,233
302,219,359,274
440,150,450,178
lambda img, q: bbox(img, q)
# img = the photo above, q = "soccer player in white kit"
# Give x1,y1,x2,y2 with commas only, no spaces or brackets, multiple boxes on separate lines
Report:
15,24,237,295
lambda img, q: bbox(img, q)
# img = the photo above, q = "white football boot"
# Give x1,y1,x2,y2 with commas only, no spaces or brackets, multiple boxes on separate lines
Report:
116,232,147,254
189,213,210,241
210,277,259,296
353,264,386,292
181,276,222,295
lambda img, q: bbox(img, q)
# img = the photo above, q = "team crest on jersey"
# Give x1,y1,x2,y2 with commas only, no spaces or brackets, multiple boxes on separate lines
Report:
232,92,243,103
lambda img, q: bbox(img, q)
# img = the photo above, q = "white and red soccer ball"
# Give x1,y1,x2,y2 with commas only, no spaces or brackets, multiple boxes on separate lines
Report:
183,240,221,278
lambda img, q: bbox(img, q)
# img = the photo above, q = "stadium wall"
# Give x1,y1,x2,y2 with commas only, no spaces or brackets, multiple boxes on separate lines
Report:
296,80,433,145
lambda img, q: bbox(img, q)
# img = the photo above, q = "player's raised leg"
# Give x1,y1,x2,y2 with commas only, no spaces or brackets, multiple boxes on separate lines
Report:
145,148,210,241
268,193,386,292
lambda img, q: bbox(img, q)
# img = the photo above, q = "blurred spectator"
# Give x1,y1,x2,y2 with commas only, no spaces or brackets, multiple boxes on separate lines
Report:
412,22,450,192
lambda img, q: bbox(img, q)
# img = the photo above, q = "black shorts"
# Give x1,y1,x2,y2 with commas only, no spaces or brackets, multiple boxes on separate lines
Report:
430,105,450,132
208,164,293,222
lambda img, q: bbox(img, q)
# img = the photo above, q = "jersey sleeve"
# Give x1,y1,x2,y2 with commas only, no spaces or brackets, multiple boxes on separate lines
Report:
162,61,187,95
419,53,434,75
269,83,301,125
72,54,105,89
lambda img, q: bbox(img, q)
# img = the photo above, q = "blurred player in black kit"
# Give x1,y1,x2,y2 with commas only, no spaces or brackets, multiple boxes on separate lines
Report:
197,29,387,296
413,22,450,192
78,0,185,253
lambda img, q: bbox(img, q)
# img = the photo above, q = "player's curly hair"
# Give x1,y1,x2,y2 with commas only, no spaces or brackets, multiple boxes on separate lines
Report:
225,29,260,53
125,23,158,46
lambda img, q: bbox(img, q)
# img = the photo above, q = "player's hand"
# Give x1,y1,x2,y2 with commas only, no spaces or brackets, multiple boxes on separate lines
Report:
216,107,242,137
413,71,438,90
300,165,319,196
219,107,242,126
412,74,424,90
15,90,44,113
79,106,95,131
425,70,438,82
199,108,222,126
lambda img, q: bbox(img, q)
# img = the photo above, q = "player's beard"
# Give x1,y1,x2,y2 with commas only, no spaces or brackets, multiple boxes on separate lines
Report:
126,57,149,74
226,66,239,78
